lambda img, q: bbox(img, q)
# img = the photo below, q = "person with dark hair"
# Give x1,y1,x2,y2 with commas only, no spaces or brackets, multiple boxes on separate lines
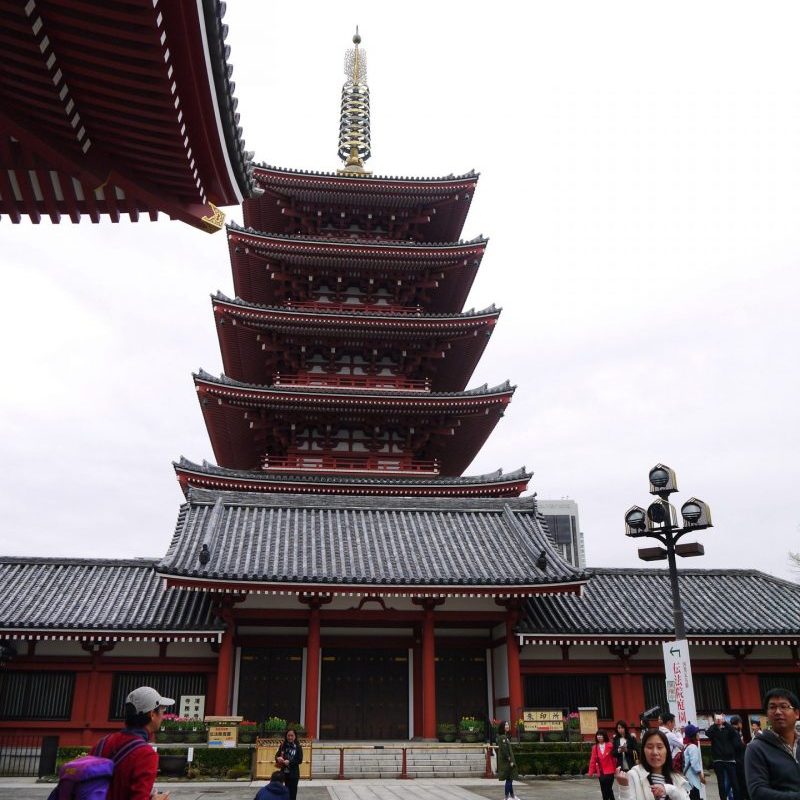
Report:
744,688,800,799
614,721,639,772
614,729,690,800
660,713,686,760
682,724,706,800
590,729,618,799
275,728,303,800
254,770,289,799
729,715,749,800
94,686,174,800
706,713,743,800
496,721,520,800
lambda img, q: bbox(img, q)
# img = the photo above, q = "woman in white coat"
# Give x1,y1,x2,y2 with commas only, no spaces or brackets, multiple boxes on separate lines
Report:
615,729,690,800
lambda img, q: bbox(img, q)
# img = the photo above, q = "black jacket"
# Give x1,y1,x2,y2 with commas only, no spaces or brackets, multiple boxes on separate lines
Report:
275,741,303,779
707,722,743,762
744,730,800,800
612,733,638,769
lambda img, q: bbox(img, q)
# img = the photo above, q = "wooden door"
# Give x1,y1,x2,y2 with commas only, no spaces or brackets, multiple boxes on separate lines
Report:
237,647,303,724
319,648,408,739
436,647,489,729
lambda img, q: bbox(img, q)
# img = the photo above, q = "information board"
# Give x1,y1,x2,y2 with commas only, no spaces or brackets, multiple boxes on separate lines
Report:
523,709,564,730
205,716,242,748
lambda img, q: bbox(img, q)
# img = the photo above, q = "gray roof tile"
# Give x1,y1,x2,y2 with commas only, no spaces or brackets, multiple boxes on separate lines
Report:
519,567,800,639
157,489,585,591
0,558,222,639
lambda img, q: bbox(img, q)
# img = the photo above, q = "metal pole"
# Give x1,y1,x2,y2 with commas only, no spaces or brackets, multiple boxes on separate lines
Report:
663,523,687,640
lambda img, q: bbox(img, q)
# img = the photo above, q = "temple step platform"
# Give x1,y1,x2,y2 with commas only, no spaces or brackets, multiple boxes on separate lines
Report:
311,742,488,779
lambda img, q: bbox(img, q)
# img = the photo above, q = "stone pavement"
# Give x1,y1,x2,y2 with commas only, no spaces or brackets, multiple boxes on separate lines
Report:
0,777,581,799
0,776,720,800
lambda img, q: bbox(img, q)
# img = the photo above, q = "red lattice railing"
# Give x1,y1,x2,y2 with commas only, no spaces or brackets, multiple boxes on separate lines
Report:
272,372,430,392
262,453,440,475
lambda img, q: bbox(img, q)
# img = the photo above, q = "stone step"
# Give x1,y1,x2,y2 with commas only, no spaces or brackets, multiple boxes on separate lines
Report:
309,743,486,778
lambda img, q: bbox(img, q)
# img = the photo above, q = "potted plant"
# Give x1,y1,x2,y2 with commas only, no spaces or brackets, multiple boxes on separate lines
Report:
436,722,457,743
183,717,205,744
160,714,182,743
263,716,287,739
238,720,258,744
287,721,306,739
458,716,484,742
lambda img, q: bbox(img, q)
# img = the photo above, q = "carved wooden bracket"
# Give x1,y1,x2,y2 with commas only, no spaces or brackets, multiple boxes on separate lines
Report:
722,643,754,661
81,640,116,655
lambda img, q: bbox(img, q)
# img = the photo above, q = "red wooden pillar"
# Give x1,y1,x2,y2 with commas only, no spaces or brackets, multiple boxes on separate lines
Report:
213,600,237,716
304,603,321,739
506,610,523,734
412,597,443,740
214,625,234,715
422,603,437,739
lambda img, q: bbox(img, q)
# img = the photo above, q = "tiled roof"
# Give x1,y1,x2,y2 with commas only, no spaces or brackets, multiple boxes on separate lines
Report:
519,567,800,641
157,489,585,594
0,558,222,641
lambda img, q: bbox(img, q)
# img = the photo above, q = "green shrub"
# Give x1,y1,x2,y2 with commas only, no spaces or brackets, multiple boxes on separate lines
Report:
226,766,251,779
55,747,90,772
513,742,592,775
192,747,251,777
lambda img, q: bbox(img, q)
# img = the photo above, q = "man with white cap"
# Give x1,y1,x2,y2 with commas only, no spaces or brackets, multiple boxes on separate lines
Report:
93,686,174,800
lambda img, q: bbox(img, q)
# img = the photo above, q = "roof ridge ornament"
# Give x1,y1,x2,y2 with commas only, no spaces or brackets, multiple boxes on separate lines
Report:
337,28,372,176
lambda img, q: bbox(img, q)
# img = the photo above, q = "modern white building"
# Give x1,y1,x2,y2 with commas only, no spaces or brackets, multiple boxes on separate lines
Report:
538,499,586,569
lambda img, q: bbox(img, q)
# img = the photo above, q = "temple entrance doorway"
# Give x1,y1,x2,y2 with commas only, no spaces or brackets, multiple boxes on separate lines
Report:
436,647,489,730
319,648,409,739
237,647,302,724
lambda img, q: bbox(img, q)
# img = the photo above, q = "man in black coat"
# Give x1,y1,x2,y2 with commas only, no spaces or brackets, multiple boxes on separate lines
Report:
706,712,743,800
745,688,800,800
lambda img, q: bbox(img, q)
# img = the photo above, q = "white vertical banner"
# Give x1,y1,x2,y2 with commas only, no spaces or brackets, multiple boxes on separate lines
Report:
662,639,698,728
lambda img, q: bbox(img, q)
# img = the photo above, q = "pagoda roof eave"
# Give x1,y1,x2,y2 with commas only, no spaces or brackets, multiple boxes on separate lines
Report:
212,292,501,326
253,163,480,188
194,369,515,403
0,0,256,232
227,222,489,252
174,457,532,497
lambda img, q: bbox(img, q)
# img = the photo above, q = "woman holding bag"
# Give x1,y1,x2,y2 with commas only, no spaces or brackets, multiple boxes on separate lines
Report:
274,728,303,800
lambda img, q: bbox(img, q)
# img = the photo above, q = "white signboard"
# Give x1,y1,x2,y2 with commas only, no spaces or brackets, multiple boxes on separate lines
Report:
662,639,698,729
180,695,205,720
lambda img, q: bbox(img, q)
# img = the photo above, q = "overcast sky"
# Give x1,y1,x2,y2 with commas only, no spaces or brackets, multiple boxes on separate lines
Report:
2,1,798,581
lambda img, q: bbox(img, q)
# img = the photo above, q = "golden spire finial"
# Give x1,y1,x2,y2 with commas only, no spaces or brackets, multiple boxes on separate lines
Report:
338,27,372,176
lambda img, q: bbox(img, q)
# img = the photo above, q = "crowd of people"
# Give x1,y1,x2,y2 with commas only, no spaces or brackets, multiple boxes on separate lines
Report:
583,688,800,800
52,683,798,800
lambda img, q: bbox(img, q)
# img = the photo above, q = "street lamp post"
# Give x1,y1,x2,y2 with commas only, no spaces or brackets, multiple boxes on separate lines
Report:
624,464,712,639
624,464,713,728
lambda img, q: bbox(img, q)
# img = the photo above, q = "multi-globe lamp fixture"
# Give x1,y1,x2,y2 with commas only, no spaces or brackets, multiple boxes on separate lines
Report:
624,464,713,640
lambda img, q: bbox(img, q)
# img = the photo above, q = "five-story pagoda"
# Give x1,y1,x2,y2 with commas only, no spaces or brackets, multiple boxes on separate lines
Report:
158,33,584,741
176,31,530,498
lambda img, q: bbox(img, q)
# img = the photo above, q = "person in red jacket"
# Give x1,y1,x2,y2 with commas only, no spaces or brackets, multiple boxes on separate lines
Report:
590,729,618,800
95,686,174,800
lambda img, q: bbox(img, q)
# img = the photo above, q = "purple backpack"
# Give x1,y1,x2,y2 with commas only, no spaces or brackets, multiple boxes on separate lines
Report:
48,736,147,800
